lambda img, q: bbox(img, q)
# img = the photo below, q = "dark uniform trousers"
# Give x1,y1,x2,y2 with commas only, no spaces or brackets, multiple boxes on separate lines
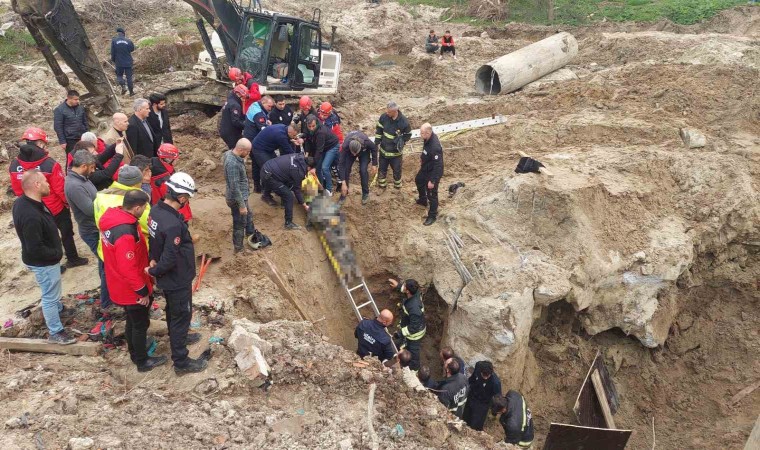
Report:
164,285,193,365
378,154,402,188
415,174,439,219
124,299,152,365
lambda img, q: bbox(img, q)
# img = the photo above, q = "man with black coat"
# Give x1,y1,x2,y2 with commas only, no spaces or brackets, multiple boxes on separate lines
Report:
252,124,299,206
147,93,173,145
111,27,135,95
67,139,125,191
492,391,534,448
355,309,396,363
338,130,378,205
303,115,340,196
147,172,207,375
388,278,426,372
126,98,159,157
53,90,89,156
463,360,502,430
269,95,293,126
219,84,248,149
260,152,315,230
416,123,444,226
437,358,469,418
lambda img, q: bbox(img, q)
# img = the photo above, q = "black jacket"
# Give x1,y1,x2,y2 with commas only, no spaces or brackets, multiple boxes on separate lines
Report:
53,100,88,144
262,153,309,204
374,111,412,156
355,318,395,362
12,195,63,266
67,144,123,191
500,390,534,446
398,290,426,341
147,201,196,290
253,124,296,156
126,114,159,157
219,92,246,144
269,105,293,126
338,131,378,181
147,108,173,144
468,361,502,403
419,132,444,183
110,34,134,67
303,122,339,161
293,107,317,135
437,373,469,418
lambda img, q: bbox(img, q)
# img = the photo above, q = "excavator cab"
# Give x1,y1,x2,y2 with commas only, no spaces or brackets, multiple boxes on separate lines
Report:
235,12,322,91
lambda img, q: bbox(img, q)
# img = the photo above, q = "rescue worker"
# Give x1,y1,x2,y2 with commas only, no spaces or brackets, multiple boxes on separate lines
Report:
317,102,343,144
147,93,173,145
415,123,443,226
99,190,168,372
338,130,378,205
228,67,260,112
440,346,467,375
463,360,502,431
244,95,274,192
149,144,192,222
293,95,316,135
374,101,411,190
223,138,271,252
147,173,207,375
9,127,88,269
219,84,249,150
269,95,293,126
388,277,425,371
437,358,469,418
492,391,534,448
111,27,135,95
355,309,396,363
260,152,316,230
252,124,300,206
418,365,438,390
53,90,89,157
303,114,340,196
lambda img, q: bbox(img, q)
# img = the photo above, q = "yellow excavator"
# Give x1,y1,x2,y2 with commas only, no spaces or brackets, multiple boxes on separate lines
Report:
11,0,341,117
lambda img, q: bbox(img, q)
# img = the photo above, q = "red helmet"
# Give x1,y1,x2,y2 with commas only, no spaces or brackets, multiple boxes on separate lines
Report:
299,95,312,110
318,102,333,117
21,127,48,143
228,67,242,82
157,143,179,160
233,84,249,99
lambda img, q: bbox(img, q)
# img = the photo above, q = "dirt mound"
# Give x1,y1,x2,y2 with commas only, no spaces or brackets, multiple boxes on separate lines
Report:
133,40,204,74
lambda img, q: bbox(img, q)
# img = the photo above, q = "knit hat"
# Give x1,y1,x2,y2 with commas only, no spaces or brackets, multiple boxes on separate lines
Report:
118,165,143,187
116,27,125,33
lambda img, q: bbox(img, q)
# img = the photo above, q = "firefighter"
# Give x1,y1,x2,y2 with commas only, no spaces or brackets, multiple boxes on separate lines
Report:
219,84,249,150
228,67,261,112
146,173,207,375
317,102,344,144
492,391,535,448
374,101,411,190
388,278,425,372
260,153,316,230
437,358,469,419
293,95,317,135
415,123,443,226
338,131,378,205
150,143,191,222
463,360,502,431
252,124,300,206
355,309,396,363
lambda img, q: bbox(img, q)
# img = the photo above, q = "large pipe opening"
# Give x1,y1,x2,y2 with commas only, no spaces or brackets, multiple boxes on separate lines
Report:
475,64,501,95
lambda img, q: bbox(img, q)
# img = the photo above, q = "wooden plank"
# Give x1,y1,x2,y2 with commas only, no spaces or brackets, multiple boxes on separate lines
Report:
594,351,620,414
745,415,760,450
591,369,617,429
731,380,760,405
261,256,314,323
574,350,607,428
0,337,101,357
543,423,632,450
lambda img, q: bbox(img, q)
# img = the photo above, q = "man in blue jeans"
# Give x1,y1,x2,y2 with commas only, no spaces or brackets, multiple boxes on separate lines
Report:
64,149,113,311
12,170,76,344
303,115,340,196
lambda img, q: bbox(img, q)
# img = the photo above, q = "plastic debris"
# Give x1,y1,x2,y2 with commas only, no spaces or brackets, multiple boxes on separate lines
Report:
3,319,13,328
208,336,224,344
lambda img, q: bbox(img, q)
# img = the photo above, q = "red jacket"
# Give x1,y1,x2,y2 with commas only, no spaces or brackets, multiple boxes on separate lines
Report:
442,35,455,47
99,206,152,306
149,157,192,222
9,144,68,215
240,72,262,113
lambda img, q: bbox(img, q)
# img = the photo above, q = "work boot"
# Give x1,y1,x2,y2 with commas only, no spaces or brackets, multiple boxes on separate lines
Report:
415,199,427,207
423,217,436,226
284,221,301,230
138,355,168,373
174,357,208,375
186,332,202,346
261,194,278,207
65,256,89,268
48,330,76,345
253,186,262,194
128,91,135,97
120,85,127,95
362,194,369,205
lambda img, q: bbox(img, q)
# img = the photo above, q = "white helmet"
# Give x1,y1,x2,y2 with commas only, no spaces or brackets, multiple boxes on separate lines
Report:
165,172,197,197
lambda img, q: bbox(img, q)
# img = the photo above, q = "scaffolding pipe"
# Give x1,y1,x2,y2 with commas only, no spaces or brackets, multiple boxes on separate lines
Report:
475,32,578,95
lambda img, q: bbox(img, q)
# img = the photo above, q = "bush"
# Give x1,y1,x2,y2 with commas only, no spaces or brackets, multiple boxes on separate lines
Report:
0,29,37,61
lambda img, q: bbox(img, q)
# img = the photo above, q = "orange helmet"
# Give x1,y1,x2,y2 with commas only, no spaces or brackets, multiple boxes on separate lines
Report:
233,84,249,99
21,127,48,143
157,143,179,160
299,95,312,110
318,101,333,117
228,67,243,83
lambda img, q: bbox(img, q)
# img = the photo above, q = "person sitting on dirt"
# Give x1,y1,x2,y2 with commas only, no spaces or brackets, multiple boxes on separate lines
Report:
491,390,534,448
147,93,173,146
304,114,341,196
463,360,502,431
99,190,168,372
253,124,301,207
425,30,440,53
146,173,207,375
129,155,153,198
418,365,438,390
338,130,378,205
260,152,316,230
228,67,260,113
66,138,124,191
269,95,294,126
219,84,249,150
439,30,456,60
388,278,426,372
111,27,135,96
12,169,76,345
53,89,89,158
149,144,192,223
437,358,469,419
355,309,396,363
244,95,275,192
440,346,467,375
293,95,317,135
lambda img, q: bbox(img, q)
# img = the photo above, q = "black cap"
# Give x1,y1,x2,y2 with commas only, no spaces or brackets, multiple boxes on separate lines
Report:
116,27,125,33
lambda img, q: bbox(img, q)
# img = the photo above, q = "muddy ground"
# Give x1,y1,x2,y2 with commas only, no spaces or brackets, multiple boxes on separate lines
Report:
0,0,758,448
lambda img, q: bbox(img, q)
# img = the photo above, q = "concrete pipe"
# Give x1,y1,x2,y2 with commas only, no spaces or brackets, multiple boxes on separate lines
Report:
475,32,579,95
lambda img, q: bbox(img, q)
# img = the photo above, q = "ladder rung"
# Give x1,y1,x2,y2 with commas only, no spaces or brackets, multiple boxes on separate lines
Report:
356,301,374,309
348,284,365,292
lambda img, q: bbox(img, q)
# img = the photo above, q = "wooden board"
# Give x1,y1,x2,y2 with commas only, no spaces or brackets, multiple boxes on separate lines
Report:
573,350,621,428
543,423,632,450
591,369,617,429
0,337,101,356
